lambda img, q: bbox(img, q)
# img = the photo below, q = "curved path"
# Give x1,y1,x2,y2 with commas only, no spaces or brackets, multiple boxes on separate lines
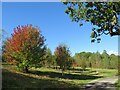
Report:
81,76,118,90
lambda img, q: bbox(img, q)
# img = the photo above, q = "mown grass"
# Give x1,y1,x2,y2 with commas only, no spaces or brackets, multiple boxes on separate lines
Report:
2,63,117,89
93,68,117,78
115,79,120,90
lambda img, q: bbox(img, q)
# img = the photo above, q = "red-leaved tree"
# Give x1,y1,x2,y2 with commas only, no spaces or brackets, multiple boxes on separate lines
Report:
3,25,46,72
54,44,72,75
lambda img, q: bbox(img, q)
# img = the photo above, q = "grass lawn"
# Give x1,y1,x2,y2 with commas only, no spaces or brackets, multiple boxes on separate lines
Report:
2,63,118,89
115,79,120,90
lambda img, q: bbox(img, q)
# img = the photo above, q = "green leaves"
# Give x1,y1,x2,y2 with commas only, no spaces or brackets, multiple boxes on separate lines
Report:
74,50,118,69
54,44,72,72
63,2,68,5
91,39,95,43
65,9,69,14
3,25,46,72
90,31,97,38
79,23,83,26
63,2,120,42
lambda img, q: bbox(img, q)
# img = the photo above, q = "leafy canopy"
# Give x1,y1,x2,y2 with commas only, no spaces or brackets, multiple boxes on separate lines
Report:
3,25,46,72
54,44,72,72
63,2,120,42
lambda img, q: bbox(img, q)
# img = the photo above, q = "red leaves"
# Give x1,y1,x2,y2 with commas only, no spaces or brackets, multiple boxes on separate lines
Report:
55,46,63,57
54,45,70,62
4,24,42,64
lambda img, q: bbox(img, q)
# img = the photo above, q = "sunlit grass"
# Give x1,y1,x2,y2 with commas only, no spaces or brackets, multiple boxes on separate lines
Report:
2,63,117,89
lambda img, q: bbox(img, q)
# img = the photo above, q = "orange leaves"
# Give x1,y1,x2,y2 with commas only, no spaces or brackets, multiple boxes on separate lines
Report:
3,24,45,64
7,25,38,52
54,44,70,62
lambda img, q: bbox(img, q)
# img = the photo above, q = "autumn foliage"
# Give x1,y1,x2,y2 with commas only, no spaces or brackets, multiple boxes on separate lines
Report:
3,25,46,72
54,44,73,75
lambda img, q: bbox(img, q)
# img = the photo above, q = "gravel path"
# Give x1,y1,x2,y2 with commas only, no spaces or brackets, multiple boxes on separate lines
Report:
81,76,118,90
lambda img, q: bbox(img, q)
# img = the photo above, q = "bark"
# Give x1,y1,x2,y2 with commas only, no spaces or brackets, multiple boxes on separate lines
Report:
24,66,29,73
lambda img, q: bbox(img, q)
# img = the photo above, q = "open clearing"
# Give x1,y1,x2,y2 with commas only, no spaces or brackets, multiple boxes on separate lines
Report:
2,63,118,89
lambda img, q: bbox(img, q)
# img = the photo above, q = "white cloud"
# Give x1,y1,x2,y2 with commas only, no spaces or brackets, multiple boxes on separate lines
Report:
107,51,118,55
100,50,118,55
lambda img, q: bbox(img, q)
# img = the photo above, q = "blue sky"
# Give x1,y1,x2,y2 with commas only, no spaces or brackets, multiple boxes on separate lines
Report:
2,2,118,56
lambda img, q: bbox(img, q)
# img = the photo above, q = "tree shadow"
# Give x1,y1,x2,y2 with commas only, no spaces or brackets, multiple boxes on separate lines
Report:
29,70,103,80
69,68,90,71
51,67,90,71
2,69,86,89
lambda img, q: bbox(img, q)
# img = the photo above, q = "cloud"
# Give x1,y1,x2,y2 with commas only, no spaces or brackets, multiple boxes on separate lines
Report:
107,51,118,55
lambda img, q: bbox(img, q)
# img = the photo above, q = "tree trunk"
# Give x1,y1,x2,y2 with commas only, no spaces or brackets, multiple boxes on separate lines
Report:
24,66,29,73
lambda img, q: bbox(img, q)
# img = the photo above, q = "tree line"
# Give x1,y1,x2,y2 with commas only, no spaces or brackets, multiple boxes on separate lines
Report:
42,49,118,70
2,25,74,75
2,25,118,75
73,50,118,69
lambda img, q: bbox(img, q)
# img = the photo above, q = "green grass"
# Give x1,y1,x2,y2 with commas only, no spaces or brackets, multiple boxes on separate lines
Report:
115,79,120,90
2,63,117,89
93,68,117,77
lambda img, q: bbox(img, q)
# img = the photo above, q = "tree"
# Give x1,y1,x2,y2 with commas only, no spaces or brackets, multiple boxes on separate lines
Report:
84,52,92,68
54,44,72,75
94,51,102,68
2,41,7,62
74,52,92,69
101,50,110,69
109,54,118,69
3,25,46,73
2,30,8,62
45,48,53,67
51,55,57,69
74,53,81,67
66,56,75,70
63,2,120,42
79,52,87,70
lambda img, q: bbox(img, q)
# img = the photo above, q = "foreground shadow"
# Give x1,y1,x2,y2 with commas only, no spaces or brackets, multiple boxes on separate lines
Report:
2,69,83,89
2,68,103,89
29,70,103,80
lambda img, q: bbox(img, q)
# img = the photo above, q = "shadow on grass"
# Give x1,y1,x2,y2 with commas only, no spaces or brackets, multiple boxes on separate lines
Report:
2,69,85,89
51,67,90,71
69,68,90,71
29,70,103,80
